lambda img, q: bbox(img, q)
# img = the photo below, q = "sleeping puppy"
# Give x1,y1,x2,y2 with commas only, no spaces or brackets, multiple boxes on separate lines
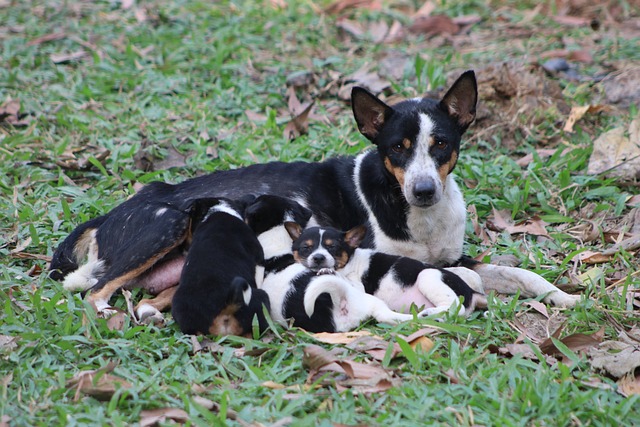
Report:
290,225,487,317
171,197,270,336
244,195,420,332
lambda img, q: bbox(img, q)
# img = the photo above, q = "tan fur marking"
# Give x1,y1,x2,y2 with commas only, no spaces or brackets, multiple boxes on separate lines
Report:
86,237,187,311
324,238,334,246
74,229,97,262
209,304,243,336
292,250,304,265
403,138,411,149
135,286,178,313
335,251,350,269
384,156,405,187
437,151,458,184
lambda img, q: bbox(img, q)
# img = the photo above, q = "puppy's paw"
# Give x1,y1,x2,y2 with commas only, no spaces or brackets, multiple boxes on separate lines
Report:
417,307,448,319
136,303,166,326
316,268,335,276
545,292,581,308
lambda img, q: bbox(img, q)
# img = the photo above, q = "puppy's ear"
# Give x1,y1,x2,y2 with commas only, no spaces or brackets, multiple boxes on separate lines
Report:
344,224,367,249
188,198,219,231
439,70,477,132
284,222,303,240
351,87,393,142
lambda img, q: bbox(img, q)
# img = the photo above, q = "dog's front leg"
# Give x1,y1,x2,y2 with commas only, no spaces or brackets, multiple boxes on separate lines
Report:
470,263,580,308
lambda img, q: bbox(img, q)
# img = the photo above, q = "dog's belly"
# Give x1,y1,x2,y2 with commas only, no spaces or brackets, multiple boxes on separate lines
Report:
374,275,434,313
129,256,185,295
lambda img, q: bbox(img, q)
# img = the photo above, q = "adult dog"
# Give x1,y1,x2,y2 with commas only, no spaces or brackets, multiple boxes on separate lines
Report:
49,70,579,311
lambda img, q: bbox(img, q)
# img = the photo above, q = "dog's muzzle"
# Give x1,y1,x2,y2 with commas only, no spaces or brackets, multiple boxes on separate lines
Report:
411,178,440,207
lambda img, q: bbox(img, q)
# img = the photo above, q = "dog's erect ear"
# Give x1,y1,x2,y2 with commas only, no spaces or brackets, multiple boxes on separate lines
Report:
439,70,477,131
284,222,303,240
351,87,393,142
344,224,367,249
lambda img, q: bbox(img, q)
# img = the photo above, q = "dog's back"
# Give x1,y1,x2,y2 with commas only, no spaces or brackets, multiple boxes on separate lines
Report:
172,198,269,336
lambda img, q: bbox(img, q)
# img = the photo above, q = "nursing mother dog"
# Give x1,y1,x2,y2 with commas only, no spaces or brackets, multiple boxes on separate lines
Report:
49,70,580,316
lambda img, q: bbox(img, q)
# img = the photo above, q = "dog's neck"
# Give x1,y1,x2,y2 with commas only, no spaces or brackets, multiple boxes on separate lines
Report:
339,248,374,279
257,225,294,259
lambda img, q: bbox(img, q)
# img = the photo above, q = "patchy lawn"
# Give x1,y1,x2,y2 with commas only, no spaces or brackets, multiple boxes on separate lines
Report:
1,0,639,425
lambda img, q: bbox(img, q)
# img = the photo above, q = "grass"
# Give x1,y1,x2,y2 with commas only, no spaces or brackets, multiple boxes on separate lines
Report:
1,0,639,425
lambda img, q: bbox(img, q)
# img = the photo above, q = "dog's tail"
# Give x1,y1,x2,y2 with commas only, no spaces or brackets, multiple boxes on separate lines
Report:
49,216,106,282
303,275,351,318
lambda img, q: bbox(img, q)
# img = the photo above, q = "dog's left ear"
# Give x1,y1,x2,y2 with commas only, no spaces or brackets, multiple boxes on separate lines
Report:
439,70,477,132
344,224,367,249
351,87,393,141
284,222,303,240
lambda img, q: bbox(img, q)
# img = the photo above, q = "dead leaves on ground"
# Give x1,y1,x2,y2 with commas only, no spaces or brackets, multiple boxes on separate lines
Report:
491,312,640,396
66,361,132,402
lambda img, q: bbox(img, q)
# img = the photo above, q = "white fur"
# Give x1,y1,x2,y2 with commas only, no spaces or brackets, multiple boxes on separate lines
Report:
155,207,168,217
302,274,416,331
242,283,252,306
203,201,242,223
63,230,103,291
403,114,441,206
352,153,466,267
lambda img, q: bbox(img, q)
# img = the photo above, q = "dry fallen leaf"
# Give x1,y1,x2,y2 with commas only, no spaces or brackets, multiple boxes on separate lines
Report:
324,0,381,15
487,208,549,237
539,332,602,357
409,14,460,36
283,102,314,140
311,330,378,345
563,104,609,132
617,372,640,397
588,341,640,378
66,361,132,401
140,408,189,427
587,117,640,179
50,50,88,64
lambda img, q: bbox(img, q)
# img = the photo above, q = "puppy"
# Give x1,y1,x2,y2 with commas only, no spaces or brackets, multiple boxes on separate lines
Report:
171,197,270,336
244,195,420,332
291,225,487,317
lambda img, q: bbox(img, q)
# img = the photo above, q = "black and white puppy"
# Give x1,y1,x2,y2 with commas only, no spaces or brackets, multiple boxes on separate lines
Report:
291,225,487,317
244,195,420,332
171,197,270,336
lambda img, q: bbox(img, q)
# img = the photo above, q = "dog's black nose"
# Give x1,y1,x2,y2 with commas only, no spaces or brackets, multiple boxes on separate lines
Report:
413,180,436,202
312,254,326,264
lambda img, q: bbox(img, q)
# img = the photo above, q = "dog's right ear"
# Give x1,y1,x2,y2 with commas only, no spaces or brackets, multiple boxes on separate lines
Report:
284,222,303,240
351,87,393,142
344,224,367,248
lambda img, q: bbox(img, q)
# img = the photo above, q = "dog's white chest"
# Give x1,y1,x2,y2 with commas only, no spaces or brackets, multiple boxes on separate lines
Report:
373,176,466,266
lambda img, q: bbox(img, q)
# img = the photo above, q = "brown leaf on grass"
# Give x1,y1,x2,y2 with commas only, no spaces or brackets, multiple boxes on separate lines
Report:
56,147,111,171
576,250,614,264
324,0,381,15
303,344,392,381
312,330,379,345
601,67,640,108
524,301,549,319
516,148,574,167
26,32,66,46
140,408,189,427
0,415,10,427
245,109,268,124
563,104,610,132
336,18,365,39
121,0,135,9
452,14,482,26
409,15,460,37
412,1,435,18
539,331,602,357
50,50,88,64
106,311,127,331
283,101,314,140
540,49,593,64
587,117,640,179
0,99,31,126
338,66,390,100
588,341,640,378
552,15,593,27
618,372,640,397
66,361,132,401
0,335,18,353
467,204,493,245
487,208,549,237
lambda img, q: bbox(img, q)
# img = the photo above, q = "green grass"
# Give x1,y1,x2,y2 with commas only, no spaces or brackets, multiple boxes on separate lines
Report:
1,0,639,425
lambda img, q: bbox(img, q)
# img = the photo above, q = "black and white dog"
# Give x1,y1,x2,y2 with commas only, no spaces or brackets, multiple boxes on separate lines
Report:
245,195,419,332
290,225,487,317
49,70,579,314
171,197,270,336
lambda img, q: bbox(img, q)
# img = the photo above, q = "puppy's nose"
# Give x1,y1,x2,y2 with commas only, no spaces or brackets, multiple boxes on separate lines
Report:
413,179,436,202
312,254,326,264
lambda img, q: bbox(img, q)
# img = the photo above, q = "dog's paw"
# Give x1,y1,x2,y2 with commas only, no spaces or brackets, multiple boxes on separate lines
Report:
136,303,166,326
316,268,335,276
544,291,581,308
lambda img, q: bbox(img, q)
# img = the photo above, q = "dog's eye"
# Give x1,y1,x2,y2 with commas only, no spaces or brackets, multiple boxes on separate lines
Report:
391,143,404,153
435,140,448,149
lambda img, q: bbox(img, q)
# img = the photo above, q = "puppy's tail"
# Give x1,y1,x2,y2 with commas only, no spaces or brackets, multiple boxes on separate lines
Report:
49,216,106,282
303,275,350,318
